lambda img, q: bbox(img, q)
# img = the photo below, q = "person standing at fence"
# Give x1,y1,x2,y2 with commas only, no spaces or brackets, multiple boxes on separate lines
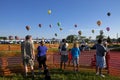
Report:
21,35,35,77
37,41,48,74
71,42,80,72
58,39,69,69
103,41,110,73
68,49,72,66
95,39,107,77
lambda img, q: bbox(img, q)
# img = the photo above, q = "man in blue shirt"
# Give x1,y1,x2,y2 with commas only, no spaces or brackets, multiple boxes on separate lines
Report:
95,39,107,77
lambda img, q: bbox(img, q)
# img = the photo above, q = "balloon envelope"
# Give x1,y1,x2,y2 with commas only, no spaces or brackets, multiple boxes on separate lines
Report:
107,12,111,16
15,36,19,40
49,24,52,28
48,10,51,14
100,30,103,34
60,28,63,31
92,30,94,33
55,33,57,36
57,22,61,26
26,26,30,31
38,24,42,28
74,24,77,28
106,27,110,31
97,20,101,26
78,30,82,35
9,36,14,40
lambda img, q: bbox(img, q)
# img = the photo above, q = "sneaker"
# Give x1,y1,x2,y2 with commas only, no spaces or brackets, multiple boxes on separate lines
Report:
96,72,99,75
100,74,105,78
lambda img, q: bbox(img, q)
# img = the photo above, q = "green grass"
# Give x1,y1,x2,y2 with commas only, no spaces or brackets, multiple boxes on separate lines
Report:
0,69,120,80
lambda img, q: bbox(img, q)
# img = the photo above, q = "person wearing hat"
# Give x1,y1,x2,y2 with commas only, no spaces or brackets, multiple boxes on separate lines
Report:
37,41,48,73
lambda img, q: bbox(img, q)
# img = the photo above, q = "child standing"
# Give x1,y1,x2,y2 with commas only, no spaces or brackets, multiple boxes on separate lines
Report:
71,42,80,71
68,49,72,66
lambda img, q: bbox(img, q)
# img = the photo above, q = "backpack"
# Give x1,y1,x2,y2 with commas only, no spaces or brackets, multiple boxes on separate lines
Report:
61,43,67,51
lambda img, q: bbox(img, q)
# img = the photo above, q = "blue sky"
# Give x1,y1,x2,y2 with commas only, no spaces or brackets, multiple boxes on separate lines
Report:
0,0,120,39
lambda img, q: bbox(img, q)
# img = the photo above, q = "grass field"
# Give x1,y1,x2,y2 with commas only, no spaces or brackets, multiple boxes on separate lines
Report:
0,69,120,80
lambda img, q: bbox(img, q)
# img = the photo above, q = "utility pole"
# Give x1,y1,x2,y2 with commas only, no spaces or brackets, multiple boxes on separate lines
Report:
117,33,118,44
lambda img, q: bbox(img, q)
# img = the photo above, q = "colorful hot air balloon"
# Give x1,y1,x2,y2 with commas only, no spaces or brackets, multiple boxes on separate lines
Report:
38,24,42,28
97,20,102,26
74,24,77,28
57,22,61,26
49,24,52,28
92,29,94,33
59,28,63,31
55,33,57,37
78,30,82,35
48,10,51,15
107,12,111,16
106,27,110,31
26,26,30,31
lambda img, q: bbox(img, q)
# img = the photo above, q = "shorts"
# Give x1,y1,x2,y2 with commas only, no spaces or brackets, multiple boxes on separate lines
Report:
96,56,106,68
72,57,79,66
61,55,68,63
23,58,34,67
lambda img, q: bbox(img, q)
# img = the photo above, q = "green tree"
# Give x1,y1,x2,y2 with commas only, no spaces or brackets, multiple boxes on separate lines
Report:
84,38,90,43
96,30,105,40
0,37,7,40
117,37,120,42
66,35,78,43
107,36,112,43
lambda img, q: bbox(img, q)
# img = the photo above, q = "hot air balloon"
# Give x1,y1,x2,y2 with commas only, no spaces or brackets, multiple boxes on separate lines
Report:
78,30,82,35
89,36,92,39
26,26,30,31
9,36,14,40
100,30,103,35
55,33,57,37
15,36,19,40
49,24,52,28
92,29,94,33
106,27,110,31
97,20,102,26
38,24,42,28
57,22,61,26
48,10,51,15
74,24,77,28
107,12,111,16
59,28,63,31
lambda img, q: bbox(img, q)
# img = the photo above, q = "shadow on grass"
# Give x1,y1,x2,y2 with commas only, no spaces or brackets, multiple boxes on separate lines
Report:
0,68,120,80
